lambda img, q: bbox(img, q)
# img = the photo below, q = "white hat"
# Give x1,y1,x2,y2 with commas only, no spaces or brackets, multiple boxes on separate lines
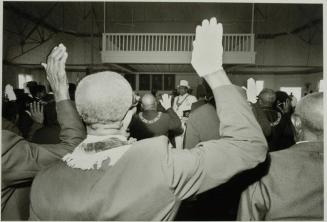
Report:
177,80,190,89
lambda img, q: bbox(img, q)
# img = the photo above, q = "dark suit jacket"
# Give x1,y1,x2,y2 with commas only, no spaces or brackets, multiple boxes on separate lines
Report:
29,85,267,221
237,141,323,220
1,100,85,220
129,108,183,140
184,103,220,149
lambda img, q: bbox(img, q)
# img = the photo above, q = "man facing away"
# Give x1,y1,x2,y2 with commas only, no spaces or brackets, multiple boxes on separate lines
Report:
237,92,323,220
29,17,267,221
129,93,183,142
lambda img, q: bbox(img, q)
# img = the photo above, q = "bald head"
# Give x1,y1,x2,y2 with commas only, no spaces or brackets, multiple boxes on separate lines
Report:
294,92,323,134
258,88,276,107
141,94,157,111
75,71,133,125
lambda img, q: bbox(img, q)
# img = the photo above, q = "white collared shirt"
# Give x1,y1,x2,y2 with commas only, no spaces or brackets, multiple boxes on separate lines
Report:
173,93,197,118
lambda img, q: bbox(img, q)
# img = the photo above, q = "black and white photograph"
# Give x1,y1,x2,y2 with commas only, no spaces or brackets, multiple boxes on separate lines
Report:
1,0,325,221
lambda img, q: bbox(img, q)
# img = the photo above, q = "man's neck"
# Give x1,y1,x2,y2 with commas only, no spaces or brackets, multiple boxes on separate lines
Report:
86,123,126,137
300,130,323,142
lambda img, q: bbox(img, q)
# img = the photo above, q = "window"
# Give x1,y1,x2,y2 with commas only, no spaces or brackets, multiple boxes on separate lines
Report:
255,80,264,95
280,87,302,102
164,74,175,90
124,74,136,90
139,74,150,90
152,74,163,90
18,74,33,89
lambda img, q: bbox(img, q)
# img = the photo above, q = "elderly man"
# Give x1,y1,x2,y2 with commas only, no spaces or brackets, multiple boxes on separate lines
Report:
129,93,182,141
1,44,85,220
237,92,323,220
29,17,267,221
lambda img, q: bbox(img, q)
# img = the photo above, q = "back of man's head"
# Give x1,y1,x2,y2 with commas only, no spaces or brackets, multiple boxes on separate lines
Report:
258,88,276,107
75,71,133,125
293,92,323,138
141,93,157,111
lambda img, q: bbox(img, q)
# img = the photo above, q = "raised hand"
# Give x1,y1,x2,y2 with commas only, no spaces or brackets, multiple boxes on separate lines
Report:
5,84,17,101
191,17,223,77
192,18,231,89
41,43,69,101
30,102,44,124
159,94,172,110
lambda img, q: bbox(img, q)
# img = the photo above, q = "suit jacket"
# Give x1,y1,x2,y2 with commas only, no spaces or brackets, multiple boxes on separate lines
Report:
1,100,85,220
237,141,323,220
183,103,220,149
129,108,182,141
29,85,267,221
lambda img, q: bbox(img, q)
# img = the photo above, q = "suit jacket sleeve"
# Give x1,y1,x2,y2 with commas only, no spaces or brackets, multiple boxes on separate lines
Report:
183,118,200,149
166,108,183,134
237,181,269,220
2,100,86,187
163,85,267,200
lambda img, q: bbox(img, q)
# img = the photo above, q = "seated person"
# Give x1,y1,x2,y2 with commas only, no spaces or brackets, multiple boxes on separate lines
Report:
129,93,183,141
1,44,85,220
237,92,323,220
29,18,267,221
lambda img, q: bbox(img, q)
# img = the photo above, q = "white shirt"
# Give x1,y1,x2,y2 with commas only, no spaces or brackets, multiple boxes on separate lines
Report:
173,93,197,119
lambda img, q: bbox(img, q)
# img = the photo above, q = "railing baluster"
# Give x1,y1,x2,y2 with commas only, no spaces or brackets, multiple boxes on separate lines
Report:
187,36,190,51
183,35,185,51
166,35,168,51
106,35,109,51
133,35,135,51
169,35,172,51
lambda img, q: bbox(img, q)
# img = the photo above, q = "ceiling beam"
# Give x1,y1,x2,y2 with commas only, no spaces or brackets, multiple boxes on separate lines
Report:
22,3,58,44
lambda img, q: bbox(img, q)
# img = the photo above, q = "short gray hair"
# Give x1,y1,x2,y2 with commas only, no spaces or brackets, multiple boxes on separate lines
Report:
295,92,323,133
75,71,133,125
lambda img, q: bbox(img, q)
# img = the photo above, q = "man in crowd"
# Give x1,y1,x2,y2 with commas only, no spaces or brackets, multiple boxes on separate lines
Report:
237,92,323,220
129,93,183,142
253,88,294,151
183,79,219,149
1,44,86,220
29,17,267,221
173,80,197,148
274,90,296,149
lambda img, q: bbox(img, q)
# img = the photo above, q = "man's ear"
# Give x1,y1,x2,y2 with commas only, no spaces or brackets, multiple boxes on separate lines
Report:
291,114,303,141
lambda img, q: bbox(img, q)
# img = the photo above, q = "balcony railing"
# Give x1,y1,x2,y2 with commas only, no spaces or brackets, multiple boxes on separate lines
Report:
103,33,254,52
101,33,255,64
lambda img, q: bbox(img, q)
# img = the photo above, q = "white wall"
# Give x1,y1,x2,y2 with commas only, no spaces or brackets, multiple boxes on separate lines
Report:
228,72,323,96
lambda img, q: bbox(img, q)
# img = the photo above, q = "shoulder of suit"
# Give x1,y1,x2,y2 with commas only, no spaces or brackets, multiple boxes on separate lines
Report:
131,136,169,150
191,103,216,117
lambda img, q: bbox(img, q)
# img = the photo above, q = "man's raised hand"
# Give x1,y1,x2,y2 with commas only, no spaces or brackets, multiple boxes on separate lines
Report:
30,102,44,124
159,94,172,110
41,43,69,101
191,17,223,77
192,18,231,89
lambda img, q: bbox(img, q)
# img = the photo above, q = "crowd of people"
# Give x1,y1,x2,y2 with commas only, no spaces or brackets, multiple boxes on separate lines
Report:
2,17,323,221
